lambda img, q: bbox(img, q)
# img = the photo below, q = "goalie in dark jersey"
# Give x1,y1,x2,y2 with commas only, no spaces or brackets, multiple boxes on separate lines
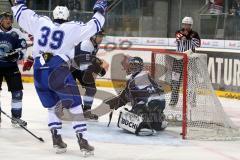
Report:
105,57,167,136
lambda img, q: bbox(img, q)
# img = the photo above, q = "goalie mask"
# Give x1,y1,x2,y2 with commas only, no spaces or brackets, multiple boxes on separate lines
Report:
127,57,144,75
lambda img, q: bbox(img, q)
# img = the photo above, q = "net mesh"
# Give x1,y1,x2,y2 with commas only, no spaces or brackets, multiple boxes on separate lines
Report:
153,52,240,140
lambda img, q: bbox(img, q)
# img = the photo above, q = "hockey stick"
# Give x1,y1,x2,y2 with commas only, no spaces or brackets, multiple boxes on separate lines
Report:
0,48,23,59
8,0,13,6
107,0,121,12
0,110,45,142
107,110,113,127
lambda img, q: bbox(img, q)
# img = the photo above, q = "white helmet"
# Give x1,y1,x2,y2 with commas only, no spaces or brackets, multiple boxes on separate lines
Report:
182,17,193,25
53,6,70,20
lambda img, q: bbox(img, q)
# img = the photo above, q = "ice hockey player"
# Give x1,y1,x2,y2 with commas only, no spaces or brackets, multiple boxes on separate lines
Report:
105,57,167,136
169,16,200,107
72,29,106,120
12,0,107,155
0,11,27,126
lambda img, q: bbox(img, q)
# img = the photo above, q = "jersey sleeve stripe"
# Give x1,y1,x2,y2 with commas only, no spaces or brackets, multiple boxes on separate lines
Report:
92,17,102,28
15,5,27,19
15,4,25,17
94,20,100,32
16,7,27,22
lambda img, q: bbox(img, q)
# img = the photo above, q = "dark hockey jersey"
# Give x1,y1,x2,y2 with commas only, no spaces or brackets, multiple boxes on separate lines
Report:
0,31,26,67
74,39,99,70
125,71,164,107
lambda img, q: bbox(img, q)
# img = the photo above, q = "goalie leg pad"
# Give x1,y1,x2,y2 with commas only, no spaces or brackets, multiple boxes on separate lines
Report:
117,109,155,136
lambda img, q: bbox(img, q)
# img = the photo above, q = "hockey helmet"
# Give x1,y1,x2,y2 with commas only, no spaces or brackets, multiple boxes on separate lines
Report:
127,57,144,75
182,16,193,25
96,29,106,36
53,6,70,21
0,12,13,22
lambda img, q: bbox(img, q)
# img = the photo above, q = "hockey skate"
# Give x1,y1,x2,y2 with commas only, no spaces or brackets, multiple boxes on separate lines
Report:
51,129,67,154
83,110,98,121
11,117,27,127
76,133,94,157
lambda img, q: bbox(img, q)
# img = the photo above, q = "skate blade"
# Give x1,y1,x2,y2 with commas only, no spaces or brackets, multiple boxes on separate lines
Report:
86,119,99,122
81,149,94,157
11,123,20,128
11,123,27,128
54,146,67,154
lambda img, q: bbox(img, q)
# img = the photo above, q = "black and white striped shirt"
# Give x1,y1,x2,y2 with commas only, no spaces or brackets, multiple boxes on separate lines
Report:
175,29,201,52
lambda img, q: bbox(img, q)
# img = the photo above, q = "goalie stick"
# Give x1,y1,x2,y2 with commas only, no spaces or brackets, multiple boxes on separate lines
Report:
0,109,44,142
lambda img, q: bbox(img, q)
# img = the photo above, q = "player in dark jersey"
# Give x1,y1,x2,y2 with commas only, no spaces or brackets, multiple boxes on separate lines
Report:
105,57,167,136
72,30,106,120
169,17,201,107
0,12,27,126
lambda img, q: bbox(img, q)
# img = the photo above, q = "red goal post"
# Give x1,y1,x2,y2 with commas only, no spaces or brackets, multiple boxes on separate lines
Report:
151,49,189,139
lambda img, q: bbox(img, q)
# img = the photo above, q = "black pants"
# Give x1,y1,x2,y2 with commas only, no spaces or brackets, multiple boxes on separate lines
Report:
0,66,23,118
0,66,23,92
132,100,165,131
170,58,197,107
170,59,183,105
72,69,97,110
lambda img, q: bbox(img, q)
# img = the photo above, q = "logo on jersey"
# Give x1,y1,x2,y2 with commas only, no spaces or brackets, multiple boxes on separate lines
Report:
21,40,27,48
0,41,12,56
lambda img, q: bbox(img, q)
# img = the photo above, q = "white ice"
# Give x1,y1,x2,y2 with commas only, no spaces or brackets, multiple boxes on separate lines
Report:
0,83,240,160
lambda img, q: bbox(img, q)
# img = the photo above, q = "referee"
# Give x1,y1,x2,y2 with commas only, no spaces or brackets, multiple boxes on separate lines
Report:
169,17,201,107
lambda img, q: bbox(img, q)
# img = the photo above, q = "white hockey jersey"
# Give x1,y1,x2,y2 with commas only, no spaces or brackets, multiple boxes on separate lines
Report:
11,4,105,62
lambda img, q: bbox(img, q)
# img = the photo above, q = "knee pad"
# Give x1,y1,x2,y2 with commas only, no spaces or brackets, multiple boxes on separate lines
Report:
12,90,23,101
147,99,165,112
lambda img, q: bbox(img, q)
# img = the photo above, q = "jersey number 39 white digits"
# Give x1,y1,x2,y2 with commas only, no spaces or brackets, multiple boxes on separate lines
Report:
38,26,65,50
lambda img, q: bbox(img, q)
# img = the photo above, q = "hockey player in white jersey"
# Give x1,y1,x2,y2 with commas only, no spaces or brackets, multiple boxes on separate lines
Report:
0,11,27,127
12,0,107,155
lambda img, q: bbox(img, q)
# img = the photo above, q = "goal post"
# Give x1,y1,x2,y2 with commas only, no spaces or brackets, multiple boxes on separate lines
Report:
151,50,189,139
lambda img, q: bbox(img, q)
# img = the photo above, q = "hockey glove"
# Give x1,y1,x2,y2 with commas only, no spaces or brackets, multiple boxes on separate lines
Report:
98,67,106,77
93,0,108,15
5,50,22,62
23,56,34,71
15,0,26,5
91,56,103,66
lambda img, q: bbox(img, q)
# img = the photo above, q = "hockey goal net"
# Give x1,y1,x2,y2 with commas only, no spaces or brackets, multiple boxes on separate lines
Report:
99,46,240,140
150,49,240,140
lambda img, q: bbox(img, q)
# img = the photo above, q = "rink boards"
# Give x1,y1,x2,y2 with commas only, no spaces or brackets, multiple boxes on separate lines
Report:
19,46,240,100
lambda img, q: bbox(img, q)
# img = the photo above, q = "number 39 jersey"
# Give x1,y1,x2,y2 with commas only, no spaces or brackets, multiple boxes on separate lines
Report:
11,4,105,62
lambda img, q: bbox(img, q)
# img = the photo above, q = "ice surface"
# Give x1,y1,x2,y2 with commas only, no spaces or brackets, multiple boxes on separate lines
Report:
0,83,240,160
